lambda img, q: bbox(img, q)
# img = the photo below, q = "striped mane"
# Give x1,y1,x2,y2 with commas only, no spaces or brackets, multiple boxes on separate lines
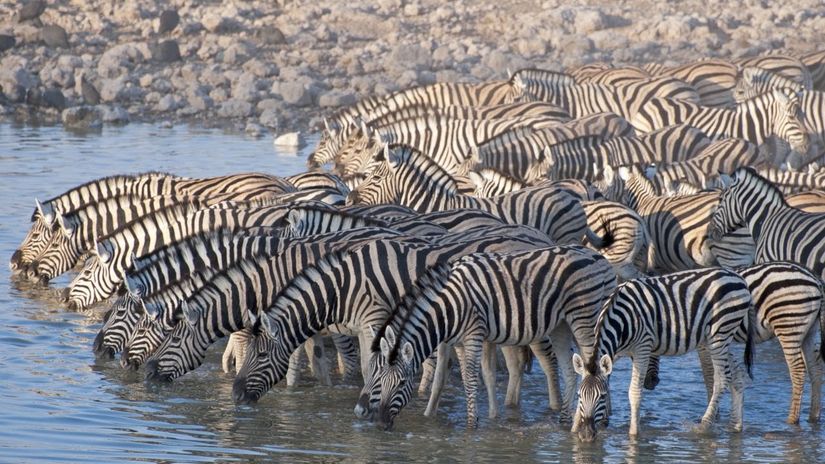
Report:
43,171,178,205
733,167,789,207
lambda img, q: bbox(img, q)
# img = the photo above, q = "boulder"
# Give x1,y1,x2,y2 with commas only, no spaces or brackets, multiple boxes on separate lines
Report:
277,82,312,106
0,35,16,52
98,43,148,78
254,27,286,45
19,1,46,22
151,40,182,63
99,105,130,124
158,10,180,34
217,99,253,118
41,25,69,48
61,106,102,130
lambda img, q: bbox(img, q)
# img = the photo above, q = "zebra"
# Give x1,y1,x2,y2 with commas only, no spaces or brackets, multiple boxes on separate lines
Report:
512,70,700,120
279,205,449,240
364,245,616,429
733,54,813,90
569,63,611,82
12,172,296,275
574,66,652,86
284,172,350,196
572,267,754,441
644,138,762,194
473,112,635,181
643,262,825,425
147,234,549,385
340,203,418,221
708,167,825,280
755,166,825,194
335,113,565,178
631,88,811,158
308,80,520,169
64,201,337,310
10,171,183,274
800,49,825,91
733,67,808,103
644,59,739,107
609,169,754,272
345,145,599,246
97,225,408,361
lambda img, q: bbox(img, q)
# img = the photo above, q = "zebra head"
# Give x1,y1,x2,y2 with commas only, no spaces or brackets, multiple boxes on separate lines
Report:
232,310,292,405
31,213,80,283
708,169,751,242
94,283,145,358
771,88,810,155
307,118,344,171
335,119,383,178
375,326,416,430
354,325,384,419
279,209,307,239
121,313,169,370
64,243,116,310
572,352,613,442
345,146,399,206
144,301,206,382
11,199,56,274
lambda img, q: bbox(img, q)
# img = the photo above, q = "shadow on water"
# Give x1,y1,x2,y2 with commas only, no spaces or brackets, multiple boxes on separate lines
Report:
0,123,823,462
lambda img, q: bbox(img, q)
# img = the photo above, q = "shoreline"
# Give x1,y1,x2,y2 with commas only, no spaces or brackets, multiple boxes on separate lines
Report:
2,1,825,136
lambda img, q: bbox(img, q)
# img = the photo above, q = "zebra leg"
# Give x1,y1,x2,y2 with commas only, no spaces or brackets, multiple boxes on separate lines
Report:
628,348,652,437
419,355,437,398
700,339,733,429
424,344,450,417
331,334,359,380
729,356,751,432
531,339,562,412
802,330,823,423
460,333,485,428
482,341,499,419
697,346,715,403
502,345,527,408
549,324,577,425
776,333,807,425
286,347,305,387
304,335,332,387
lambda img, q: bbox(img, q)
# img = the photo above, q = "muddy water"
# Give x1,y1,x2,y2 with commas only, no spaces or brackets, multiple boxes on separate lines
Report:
0,123,823,463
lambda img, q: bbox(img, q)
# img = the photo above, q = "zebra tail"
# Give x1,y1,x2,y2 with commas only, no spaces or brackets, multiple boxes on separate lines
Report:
584,219,615,250
819,280,825,362
745,304,755,380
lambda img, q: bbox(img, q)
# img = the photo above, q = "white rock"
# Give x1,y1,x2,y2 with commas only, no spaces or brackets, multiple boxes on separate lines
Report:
273,131,303,147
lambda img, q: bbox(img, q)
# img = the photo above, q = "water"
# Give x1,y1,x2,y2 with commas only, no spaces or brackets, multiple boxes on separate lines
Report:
0,122,823,463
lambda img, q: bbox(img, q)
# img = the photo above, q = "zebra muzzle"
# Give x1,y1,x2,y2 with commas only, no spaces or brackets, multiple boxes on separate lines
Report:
92,331,114,359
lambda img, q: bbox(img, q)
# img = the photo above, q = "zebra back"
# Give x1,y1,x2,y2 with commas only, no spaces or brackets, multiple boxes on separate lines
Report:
800,50,825,91
648,59,738,107
733,54,813,89
575,66,651,86
733,66,807,103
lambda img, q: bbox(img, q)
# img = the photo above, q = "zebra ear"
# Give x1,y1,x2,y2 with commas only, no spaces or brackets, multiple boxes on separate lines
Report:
385,325,397,347
400,341,414,365
36,198,54,224
380,336,391,359
741,67,757,83
55,213,73,237
261,313,279,339
599,354,613,376
323,117,330,133
506,67,512,79
359,118,369,136
142,301,159,321
181,301,199,327
617,166,632,181
602,164,614,184
572,353,585,376
369,324,378,338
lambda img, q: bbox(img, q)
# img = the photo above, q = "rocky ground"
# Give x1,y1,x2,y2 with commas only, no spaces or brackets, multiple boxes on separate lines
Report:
1,0,824,138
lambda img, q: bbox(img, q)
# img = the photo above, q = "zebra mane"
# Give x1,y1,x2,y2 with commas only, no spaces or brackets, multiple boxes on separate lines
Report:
388,145,462,197
378,261,454,364
733,167,789,206
97,201,205,250
43,171,179,205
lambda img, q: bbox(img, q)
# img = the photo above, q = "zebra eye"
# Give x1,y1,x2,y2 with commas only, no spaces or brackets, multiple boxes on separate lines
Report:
257,350,269,360
171,335,181,344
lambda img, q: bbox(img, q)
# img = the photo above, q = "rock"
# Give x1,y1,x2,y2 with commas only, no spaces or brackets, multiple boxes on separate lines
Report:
80,74,101,104
151,40,182,63
222,41,254,65
217,99,253,118
98,43,148,78
573,9,607,34
231,72,259,101
273,132,303,148
387,43,432,72
202,14,239,33
158,10,180,34
61,106,102,130
0,56,38,102
99,105,129,124
156,94,181,112
187,94,213,111
19,1,46,22
259,108,280,129
257,99,280,112
139,74,154,88
242,59,276,78
209,87,229,103
318,90,356,108
41,88,66,109
159,120,173,129
41,25,69,48
245,122,264,137
0,35,15,52
255,27,286,45
99,77,125,102
277,82,312,106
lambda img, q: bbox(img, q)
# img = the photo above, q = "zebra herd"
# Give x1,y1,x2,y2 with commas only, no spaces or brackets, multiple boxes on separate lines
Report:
11,50,825,442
